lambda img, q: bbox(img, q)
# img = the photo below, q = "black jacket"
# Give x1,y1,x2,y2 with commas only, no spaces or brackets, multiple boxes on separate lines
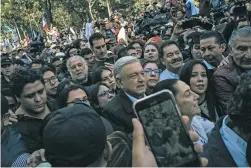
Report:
1,75,11,93
1,115,44,166
201,117,237,167
1,127,29,167
102,90,136,134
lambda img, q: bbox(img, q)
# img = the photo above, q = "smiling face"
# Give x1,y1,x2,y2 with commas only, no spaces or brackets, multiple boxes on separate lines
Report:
162,44,183,73
144,45,159,62
200,37,225,67
175,81,201,118
189,64,208,95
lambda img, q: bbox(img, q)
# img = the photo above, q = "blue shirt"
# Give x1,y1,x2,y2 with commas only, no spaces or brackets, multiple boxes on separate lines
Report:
12,153,30,167
160,69,179,81
125,93,138,103
220,116,248,167
203,60,215,70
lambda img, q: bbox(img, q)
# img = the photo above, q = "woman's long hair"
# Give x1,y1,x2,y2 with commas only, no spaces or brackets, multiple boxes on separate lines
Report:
179,60,217,122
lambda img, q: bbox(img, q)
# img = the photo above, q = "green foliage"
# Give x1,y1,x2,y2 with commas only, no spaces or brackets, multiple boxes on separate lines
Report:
1,0,165,39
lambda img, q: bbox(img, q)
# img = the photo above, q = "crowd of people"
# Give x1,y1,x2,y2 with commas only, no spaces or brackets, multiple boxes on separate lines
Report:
1,0,251,167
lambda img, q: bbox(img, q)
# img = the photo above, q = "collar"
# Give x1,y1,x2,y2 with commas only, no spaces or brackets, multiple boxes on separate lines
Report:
220,116,248,167
125,92,147,103
203,60,215,70
15,105,51,120
160,69,179,81
125,93,138,103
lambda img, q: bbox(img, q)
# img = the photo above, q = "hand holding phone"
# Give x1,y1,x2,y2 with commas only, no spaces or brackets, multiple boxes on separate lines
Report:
132,111,208,167
133,90,202,167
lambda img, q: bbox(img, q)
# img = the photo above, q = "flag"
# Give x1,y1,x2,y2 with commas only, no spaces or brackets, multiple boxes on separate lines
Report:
42,13,49,31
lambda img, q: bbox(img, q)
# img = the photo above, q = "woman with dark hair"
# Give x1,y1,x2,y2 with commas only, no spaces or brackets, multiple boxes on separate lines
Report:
88,82,115,116
154,79,214,145
57,84,114,135
107,131,132,167
92,66,116,90
142,61,161,95
144,43,165,70
179,60,219,122
129,41,144,59
57,84,90,108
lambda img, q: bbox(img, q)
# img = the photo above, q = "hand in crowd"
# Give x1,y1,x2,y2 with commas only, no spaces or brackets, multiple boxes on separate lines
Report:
172,22,185,36
218,56,230,68
132,116,208,167
3,110,18,127
27,149,46,167
132,118,157,167
105,62,114,71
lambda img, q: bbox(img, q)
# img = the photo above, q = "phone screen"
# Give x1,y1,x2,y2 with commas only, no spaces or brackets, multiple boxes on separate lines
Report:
134,91,201,167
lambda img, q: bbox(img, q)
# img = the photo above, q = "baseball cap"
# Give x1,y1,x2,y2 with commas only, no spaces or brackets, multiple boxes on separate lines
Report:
1,57,13,66
43,103,107,167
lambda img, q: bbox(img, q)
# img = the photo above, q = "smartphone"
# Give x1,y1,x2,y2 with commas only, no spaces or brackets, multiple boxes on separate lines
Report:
133,90,201,167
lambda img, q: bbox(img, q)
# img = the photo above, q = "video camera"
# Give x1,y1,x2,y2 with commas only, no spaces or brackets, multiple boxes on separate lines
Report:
134,6,172,38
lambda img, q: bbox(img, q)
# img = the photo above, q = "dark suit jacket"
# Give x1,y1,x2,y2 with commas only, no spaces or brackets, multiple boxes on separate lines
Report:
201,117,237,167
102,90,136,134
213,56,245,115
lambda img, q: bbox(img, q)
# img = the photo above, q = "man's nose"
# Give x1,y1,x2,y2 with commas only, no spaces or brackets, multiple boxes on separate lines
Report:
203,49,210,58
34,94,42,102
138,74,145,82
150,71,157,77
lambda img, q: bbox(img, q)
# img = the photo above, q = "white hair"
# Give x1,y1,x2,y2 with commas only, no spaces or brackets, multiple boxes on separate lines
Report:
114,56,139,79
229,26,251,49
66,55,87,71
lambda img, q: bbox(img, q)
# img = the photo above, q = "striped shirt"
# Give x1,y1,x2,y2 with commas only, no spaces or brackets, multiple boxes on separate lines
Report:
11,153,30,167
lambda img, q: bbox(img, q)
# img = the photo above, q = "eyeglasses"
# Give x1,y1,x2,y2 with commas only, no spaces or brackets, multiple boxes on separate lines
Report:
98,89,114,97
67,97,89,105
144,69,162,75
44,76,58,84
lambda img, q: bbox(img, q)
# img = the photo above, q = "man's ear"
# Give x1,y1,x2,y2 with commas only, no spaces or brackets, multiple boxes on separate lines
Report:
115,77,123,89
220,43,227,53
